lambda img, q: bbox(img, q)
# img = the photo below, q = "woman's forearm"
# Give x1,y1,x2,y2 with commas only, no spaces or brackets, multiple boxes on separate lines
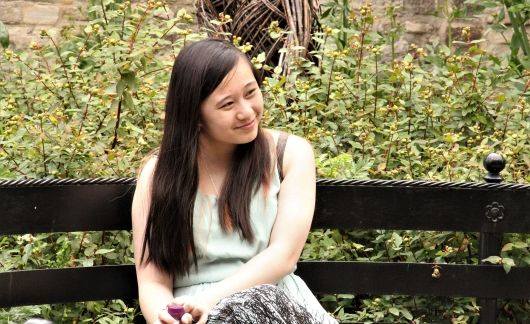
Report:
204,242,299,306
139,282,175,324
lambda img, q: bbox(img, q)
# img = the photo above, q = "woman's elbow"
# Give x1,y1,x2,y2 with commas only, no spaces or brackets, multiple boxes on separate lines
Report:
274,246,303,274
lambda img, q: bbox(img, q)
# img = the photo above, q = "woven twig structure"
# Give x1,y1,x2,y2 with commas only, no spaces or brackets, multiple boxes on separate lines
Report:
195,0,320,73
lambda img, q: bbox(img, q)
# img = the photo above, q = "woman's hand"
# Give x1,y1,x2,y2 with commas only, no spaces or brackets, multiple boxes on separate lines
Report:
155,306,180,324
165,295,216,324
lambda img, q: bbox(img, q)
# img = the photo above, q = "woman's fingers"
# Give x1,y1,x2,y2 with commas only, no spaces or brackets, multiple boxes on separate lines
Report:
170,295,209,324
158,308,178,323
185,303,204,318
179,313,194,324
182,301,206,324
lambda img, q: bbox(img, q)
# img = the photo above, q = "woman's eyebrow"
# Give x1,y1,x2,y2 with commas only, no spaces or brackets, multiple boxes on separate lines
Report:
216,94,232,105
244,80,257,87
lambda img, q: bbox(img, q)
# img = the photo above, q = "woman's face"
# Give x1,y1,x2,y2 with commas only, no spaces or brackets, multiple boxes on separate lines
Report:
199,57,263,147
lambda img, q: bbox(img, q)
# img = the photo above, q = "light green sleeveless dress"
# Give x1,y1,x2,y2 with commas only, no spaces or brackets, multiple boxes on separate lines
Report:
172,167,329,316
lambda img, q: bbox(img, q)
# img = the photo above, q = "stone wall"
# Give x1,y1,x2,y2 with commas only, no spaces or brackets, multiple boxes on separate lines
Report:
0,0,526,56
0,0,194,49
363,0,515,56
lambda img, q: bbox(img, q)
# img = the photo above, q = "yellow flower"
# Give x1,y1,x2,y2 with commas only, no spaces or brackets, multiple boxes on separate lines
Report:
461,26,471,38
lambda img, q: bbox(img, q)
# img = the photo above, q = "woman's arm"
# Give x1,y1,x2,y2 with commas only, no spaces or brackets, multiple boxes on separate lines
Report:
181,134,316,323
132,157,177,324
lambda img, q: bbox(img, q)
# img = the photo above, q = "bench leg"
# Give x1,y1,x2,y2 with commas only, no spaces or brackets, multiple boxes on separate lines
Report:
478,231,502,323
477,298,497,324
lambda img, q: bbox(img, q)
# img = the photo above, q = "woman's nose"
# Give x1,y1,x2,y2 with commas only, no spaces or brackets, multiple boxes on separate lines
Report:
236,101,254,120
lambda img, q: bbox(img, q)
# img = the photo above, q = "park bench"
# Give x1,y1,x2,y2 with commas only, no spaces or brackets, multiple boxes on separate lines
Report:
1,153,529,323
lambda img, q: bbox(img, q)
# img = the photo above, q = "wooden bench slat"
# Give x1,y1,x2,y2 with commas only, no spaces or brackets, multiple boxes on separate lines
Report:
296,261,530,299
0,185,134,235
0,265,137,307
3,261,529,308
2,183,529,235
314,185,530,233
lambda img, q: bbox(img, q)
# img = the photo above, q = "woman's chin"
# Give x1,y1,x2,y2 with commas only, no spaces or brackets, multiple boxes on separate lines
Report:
234,128,259,144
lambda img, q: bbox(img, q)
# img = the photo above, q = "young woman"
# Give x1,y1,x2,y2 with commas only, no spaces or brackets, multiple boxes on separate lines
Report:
132,39,337,324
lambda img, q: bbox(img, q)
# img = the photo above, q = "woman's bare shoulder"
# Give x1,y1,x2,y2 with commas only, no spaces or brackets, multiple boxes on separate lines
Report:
137,154,158,186
263,128,312,151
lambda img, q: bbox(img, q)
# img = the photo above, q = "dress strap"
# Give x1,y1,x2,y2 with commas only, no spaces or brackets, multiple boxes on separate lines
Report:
276,132,289,182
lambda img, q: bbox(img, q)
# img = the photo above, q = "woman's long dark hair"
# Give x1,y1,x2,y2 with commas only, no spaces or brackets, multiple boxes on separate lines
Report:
141,39,271,277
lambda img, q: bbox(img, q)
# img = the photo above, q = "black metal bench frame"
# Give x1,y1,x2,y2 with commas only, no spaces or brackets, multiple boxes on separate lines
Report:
1,154,529,323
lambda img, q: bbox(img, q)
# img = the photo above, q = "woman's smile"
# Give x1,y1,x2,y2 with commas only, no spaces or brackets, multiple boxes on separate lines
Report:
236,118,257,131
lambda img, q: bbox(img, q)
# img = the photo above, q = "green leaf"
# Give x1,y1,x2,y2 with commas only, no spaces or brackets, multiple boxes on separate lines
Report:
104,252,118,260
482,255,502,264
123,91,134,109
121,71,139,92
84,244,96,256
256,52,266,63
502,257,515,274
501,243,514,252
95,248,115,255
510,33,522,55
81,259,94,267
391,232,403,250
22,244,33,264
401,308,413,320
497,6,506,22
321,7,333,18
520,56,530,70
513,241,528,249
270,31,280,39
388,307,400,316
0,21,9,48
83,24,93,34
402,53,414,64
126,122,143,134
319,295,337,302
116,79,126,97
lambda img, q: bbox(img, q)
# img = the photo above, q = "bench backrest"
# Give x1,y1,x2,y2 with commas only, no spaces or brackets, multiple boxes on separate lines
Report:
1,175,530,320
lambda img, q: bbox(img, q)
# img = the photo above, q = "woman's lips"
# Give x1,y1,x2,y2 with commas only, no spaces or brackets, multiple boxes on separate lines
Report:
236,119,256,130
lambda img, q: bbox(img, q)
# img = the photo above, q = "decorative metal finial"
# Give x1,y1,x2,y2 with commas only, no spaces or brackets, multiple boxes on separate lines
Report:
483,153,505,183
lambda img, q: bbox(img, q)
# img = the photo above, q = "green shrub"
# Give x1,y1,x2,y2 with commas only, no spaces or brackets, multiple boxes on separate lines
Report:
264,2,529,183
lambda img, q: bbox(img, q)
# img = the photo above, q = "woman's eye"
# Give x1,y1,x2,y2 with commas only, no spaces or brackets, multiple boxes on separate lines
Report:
246,89,256,97
221,102,233,109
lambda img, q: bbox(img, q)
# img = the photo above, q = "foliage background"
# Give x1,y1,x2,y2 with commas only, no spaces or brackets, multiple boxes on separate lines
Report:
0,0,529,323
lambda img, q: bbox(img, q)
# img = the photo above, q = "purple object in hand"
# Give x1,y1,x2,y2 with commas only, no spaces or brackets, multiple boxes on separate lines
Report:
167,304,185,320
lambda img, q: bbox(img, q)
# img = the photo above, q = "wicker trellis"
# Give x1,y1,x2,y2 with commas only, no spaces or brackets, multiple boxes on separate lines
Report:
195,0,320,73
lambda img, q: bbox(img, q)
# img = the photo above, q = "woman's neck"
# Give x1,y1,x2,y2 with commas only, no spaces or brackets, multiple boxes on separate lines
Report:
198,136,235,170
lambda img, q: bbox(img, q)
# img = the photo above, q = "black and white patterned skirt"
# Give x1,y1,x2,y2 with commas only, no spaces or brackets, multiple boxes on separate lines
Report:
207,284,338,324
